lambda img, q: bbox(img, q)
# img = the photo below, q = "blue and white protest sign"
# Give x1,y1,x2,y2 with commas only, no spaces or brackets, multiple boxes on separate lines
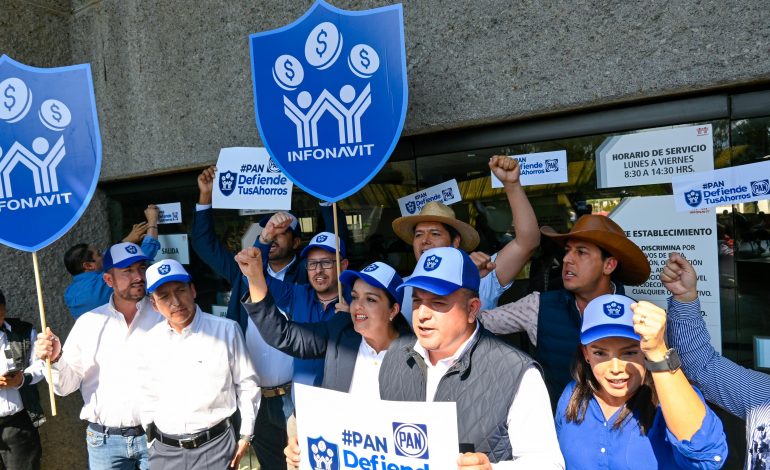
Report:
250,0,407,202
295,384,458,470
596,124,713,189
490,150,568,188
212,147,293,210
157,202,182,224
672,160,770,212
397,179,462,216
0,55,101,252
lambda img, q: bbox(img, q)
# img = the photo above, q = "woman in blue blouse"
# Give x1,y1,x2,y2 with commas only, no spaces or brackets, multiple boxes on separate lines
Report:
555,294,727,469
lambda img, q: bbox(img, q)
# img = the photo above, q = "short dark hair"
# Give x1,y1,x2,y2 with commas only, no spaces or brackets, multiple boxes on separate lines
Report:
64,244,93,276
440,223,461,244
0,289,5,305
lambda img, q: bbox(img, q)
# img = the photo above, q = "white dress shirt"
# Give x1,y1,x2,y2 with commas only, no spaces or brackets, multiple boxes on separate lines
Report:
52,296,163,427
412,324,565,469
0,322,45,417
139,307,260,436
347,339,387,399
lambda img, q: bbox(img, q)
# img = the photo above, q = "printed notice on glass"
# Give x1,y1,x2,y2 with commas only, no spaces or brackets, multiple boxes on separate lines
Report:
596,125,714,189
610,195,721,353
398,179,462,216
491,150,568,188
156,234,190,265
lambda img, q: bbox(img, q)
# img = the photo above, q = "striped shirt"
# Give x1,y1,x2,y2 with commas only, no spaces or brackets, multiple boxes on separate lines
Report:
667,298,770,469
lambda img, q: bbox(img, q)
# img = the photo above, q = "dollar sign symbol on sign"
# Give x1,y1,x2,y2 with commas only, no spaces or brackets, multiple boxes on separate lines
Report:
284,59,295,81
315,29,328,57
359,49,370,69
50,103,62,123
3,84,15,112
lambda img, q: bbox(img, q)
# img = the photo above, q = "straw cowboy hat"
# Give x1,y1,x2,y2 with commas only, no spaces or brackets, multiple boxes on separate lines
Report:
541,214,650,286
392,201,480,252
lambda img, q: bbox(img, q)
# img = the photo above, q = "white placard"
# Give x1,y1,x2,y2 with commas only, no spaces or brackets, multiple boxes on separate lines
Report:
157,202,182,224
212,147,293,210
596,124,714,188
156,234,190,265
397,179,461,216
295,384,459,470
610,196,721,353
672,160,770,212
211,305,228,318
491,150,568,188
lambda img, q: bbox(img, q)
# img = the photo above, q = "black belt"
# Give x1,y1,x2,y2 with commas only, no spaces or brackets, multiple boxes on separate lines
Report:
88,422,145,437
262,382,291,398
154,418,230,450
0,410,26,427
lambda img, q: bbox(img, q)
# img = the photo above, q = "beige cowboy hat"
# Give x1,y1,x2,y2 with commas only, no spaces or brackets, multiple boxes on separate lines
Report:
541,214,650,286
392,201,480,252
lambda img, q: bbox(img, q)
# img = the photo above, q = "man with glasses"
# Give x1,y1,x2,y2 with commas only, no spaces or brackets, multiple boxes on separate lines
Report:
63,204,161,319
256,212,350,389
35,242,163,470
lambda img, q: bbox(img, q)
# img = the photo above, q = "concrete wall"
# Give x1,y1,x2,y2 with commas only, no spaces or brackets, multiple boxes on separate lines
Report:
63,0,770,182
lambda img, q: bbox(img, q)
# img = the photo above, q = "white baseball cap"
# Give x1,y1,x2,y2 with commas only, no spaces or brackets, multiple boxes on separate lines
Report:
398,247,480,296
339,262,404,305
146,259,192,293
103,242,150,271
300,232,347,258
580,294,640,345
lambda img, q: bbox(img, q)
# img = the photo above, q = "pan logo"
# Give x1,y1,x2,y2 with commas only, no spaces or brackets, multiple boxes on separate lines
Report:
393,422,429,459
684,189,702,208
751,180,769,197
545,159,559,172
603,301,623,318
218,171,237,196
307,436,339,470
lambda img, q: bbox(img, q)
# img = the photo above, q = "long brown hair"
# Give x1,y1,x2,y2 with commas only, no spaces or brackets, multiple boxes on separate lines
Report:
564,345,657,434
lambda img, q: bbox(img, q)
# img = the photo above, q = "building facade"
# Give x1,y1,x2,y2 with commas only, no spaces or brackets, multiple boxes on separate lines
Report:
3,1,770,468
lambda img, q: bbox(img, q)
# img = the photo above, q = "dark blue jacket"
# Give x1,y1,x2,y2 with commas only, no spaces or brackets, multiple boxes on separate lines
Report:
243,292,412,392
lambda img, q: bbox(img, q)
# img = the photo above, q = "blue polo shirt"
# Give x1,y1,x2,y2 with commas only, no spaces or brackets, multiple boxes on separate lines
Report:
555,381,727,469
257,241,350,388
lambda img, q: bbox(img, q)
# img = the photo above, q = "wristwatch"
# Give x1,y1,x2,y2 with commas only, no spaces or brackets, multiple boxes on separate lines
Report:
239,434,252,444
644,348,681,373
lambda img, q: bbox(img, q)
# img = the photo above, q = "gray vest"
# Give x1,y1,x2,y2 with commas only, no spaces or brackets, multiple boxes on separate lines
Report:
379,325,538,463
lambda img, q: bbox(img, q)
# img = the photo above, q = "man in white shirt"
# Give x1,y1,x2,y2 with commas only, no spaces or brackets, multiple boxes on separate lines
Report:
35,242,162,470
0,290,45,470
141,259,259,470
378,247,565,469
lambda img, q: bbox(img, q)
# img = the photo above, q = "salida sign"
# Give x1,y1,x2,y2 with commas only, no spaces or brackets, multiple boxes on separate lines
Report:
250,0,407,202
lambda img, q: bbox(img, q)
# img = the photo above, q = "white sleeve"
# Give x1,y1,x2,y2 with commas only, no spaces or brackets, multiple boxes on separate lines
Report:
23,329,46,385
491,366,565,469
50,321,87,396
231,324,261,436
196,203,212,211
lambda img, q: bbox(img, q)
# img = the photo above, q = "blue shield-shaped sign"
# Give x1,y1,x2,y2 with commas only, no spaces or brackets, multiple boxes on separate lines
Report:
250,0,407,202
0,56,101,252
684,189,702,208
307,436,340,470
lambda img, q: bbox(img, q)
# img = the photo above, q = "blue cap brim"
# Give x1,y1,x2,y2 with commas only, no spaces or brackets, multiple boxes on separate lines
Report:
580,325,641,345
398,276,461,296
147,273,192,293
108,254,150,270
300,244,337,258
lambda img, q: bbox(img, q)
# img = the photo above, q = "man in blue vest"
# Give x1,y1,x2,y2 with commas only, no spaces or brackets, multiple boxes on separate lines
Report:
479,215,650,408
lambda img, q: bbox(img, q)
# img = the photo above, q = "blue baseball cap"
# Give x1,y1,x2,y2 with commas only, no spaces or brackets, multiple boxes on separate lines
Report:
103,242,150,271
340,262,404,306
300,232,347,258
398,247,480,296
258,212,302,238
580,294,640,345
146,259,192,293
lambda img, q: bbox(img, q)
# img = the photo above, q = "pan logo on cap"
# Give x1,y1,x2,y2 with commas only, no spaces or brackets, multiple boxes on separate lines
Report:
603,301,623,319
158,264,171,275
316,234,328,243
125,245,138,254
362,263,378,273
423,254,441,271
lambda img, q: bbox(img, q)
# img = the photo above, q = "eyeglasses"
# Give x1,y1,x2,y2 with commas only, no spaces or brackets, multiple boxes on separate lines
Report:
306,259,335,271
